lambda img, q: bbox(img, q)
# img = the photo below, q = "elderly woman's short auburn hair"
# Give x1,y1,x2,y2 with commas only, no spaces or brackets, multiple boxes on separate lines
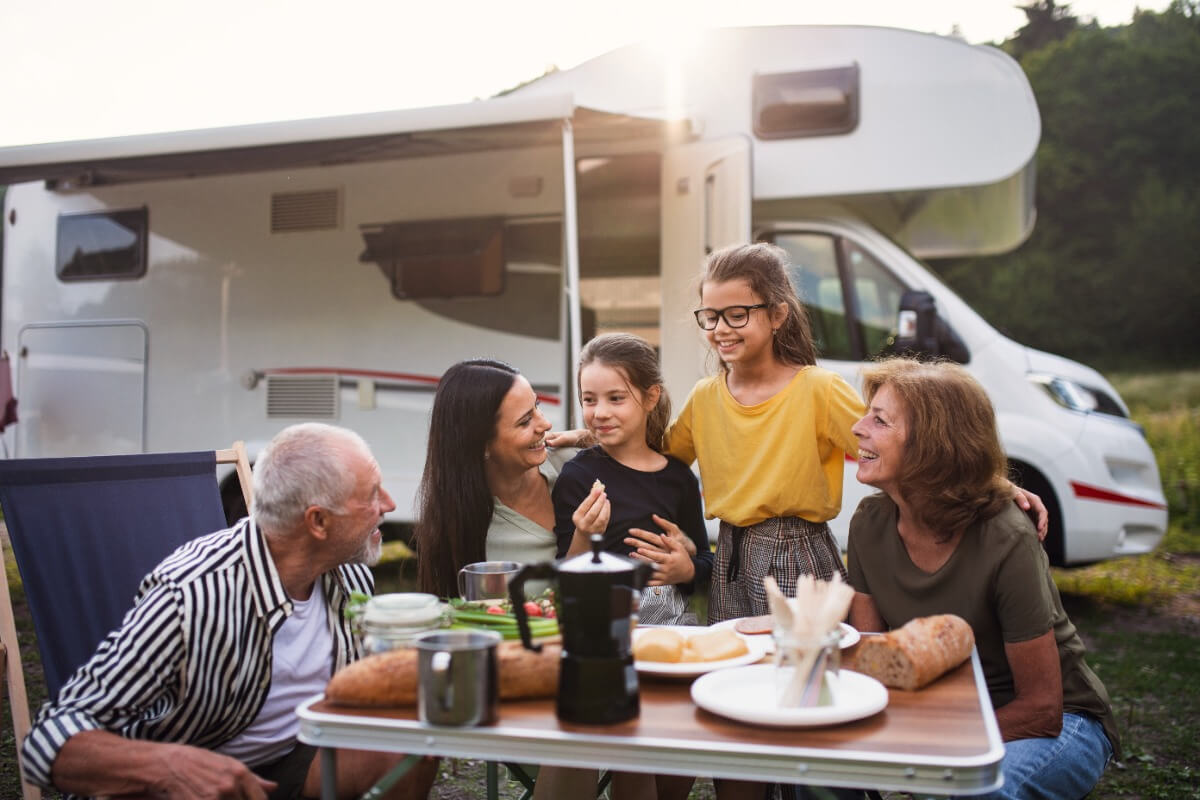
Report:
861,358,1012,537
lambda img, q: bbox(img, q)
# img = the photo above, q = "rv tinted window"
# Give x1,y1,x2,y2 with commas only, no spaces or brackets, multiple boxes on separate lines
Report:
359,217,505,299
56,208,148,281
774,233,856,361
753,65,860,140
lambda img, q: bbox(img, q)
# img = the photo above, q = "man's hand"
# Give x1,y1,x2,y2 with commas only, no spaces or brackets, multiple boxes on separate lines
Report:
55,732,275,800
149,744,276,799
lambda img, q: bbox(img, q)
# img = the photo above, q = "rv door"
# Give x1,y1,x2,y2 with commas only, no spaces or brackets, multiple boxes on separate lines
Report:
659,136,751,407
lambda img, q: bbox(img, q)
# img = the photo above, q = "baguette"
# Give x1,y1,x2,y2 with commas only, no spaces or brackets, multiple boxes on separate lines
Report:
853,614,974,691
325,640,561,707
326,646,419,707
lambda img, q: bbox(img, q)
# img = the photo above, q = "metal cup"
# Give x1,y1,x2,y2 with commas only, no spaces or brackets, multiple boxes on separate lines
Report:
415,630,501,726
457,560,521,601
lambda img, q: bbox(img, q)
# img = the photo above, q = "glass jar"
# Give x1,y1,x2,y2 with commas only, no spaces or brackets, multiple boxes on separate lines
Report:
772,626,842,708
359,592,448,654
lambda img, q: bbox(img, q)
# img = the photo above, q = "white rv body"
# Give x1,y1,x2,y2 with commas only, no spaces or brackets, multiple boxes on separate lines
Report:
0,26,1166,564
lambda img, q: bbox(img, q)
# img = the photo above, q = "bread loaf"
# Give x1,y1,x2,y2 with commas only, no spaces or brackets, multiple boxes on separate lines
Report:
325,640,561,707
497,641,562,700
326,646,420,707
853,614,974,691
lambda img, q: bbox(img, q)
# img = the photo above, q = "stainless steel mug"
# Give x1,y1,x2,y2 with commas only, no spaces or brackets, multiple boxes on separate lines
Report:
457,560,521,601
415,630,501,726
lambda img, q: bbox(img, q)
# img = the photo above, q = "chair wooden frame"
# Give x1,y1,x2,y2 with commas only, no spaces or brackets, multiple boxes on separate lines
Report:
0,441,252,800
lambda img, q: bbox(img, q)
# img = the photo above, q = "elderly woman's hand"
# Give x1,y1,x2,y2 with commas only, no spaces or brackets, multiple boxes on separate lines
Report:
625,515,697,586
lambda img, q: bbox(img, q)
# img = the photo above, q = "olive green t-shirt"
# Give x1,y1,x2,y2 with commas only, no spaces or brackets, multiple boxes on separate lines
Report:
847,494,1119,755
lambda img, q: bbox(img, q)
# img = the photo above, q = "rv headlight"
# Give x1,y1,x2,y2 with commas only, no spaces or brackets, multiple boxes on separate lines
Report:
1027,373,1099,413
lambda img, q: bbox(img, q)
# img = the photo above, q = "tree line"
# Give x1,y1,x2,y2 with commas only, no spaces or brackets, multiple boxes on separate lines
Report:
931,0,1200,369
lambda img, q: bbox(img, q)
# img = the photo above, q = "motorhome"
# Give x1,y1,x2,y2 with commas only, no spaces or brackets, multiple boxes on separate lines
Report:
0,25,1166,565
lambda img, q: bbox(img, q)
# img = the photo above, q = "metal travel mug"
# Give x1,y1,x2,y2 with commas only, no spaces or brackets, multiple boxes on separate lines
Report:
457,560,521,601
414,630,501,726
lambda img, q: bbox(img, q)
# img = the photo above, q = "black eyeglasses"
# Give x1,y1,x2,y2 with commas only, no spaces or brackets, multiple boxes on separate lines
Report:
693,304,769,330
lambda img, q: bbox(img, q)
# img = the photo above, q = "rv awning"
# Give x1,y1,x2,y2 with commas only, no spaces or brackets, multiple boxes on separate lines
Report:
0,95,672,188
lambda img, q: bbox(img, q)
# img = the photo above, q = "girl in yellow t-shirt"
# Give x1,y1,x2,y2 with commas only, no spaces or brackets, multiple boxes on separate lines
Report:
660,243,863,624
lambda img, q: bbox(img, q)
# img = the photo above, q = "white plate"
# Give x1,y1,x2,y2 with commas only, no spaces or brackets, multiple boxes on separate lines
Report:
633,625,769,676
711,619,860,652
690,664,888,727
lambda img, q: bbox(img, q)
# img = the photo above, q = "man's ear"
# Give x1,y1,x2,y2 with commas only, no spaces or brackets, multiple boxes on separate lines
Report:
304,505,331,541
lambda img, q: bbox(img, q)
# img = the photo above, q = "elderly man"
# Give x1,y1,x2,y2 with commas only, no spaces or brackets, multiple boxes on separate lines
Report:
22,422,437,799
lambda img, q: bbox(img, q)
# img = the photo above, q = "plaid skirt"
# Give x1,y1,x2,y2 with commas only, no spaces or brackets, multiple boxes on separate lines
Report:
708,517,847,625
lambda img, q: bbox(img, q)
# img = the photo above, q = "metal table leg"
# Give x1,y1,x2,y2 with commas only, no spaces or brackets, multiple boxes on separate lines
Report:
321,748,337,800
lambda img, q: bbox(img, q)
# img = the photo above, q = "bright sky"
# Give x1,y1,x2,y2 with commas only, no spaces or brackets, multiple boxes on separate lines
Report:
0,0,1169,148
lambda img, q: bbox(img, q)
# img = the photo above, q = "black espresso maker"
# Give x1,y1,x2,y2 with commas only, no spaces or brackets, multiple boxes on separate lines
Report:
509,535,652,724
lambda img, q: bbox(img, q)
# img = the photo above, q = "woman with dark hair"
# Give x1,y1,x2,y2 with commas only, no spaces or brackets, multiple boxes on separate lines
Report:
414,359,608,598
415,358,678,800
847,359,1118,800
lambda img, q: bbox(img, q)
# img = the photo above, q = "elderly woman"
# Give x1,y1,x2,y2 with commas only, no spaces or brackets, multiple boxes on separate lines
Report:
412,358,692,800
846,359,1118,800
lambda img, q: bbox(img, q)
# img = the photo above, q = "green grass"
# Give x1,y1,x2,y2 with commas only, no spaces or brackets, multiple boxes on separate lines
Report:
1046,369,1200,799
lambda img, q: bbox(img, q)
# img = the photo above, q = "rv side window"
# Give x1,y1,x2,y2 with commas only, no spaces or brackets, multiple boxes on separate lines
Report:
774,233,856,361
753,65,860,140
360,218,562,340
359,217,505,299
56,208,148,281
842,240,906,358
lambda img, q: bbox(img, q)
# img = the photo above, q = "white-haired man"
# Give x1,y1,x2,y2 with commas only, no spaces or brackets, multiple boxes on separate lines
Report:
22,423,437,799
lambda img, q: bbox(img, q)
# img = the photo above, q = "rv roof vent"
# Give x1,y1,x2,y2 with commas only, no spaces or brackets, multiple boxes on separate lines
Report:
265,375,339,419
271,188,341,233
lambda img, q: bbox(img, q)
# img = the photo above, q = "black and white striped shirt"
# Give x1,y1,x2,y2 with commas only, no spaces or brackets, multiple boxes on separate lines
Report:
22,517,373,789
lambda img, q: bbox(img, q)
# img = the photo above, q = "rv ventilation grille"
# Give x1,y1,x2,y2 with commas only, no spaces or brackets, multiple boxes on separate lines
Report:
266,375,339,419
270,189,341,233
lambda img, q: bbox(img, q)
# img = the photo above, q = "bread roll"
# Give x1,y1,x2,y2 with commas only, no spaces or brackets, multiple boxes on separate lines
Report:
325,640,562,707
853,614,974,691
681,629,749,662
633,628,685,663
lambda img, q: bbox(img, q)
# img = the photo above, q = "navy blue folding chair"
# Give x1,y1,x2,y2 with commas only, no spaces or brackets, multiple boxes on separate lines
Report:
0,444,251,799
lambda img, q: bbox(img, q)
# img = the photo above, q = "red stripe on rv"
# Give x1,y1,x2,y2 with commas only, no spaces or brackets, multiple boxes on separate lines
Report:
1069,481,1168,510
261,367,562,406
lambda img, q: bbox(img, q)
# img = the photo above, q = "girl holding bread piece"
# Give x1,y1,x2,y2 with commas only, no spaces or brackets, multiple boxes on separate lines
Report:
847,358,1117,800
552,333,713,625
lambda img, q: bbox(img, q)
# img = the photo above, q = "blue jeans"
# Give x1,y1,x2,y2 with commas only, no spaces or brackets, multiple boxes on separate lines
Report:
973,713,1113,800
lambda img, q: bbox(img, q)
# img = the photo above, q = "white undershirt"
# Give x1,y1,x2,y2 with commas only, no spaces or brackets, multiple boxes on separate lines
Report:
215,590,333,766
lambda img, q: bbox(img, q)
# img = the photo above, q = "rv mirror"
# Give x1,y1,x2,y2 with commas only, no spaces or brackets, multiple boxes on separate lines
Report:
891,290,969,364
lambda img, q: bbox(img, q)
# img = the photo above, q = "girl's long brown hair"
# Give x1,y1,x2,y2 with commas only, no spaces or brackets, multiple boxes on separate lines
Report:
701,243,817,371
578,333,670,452
861,358,1012,537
